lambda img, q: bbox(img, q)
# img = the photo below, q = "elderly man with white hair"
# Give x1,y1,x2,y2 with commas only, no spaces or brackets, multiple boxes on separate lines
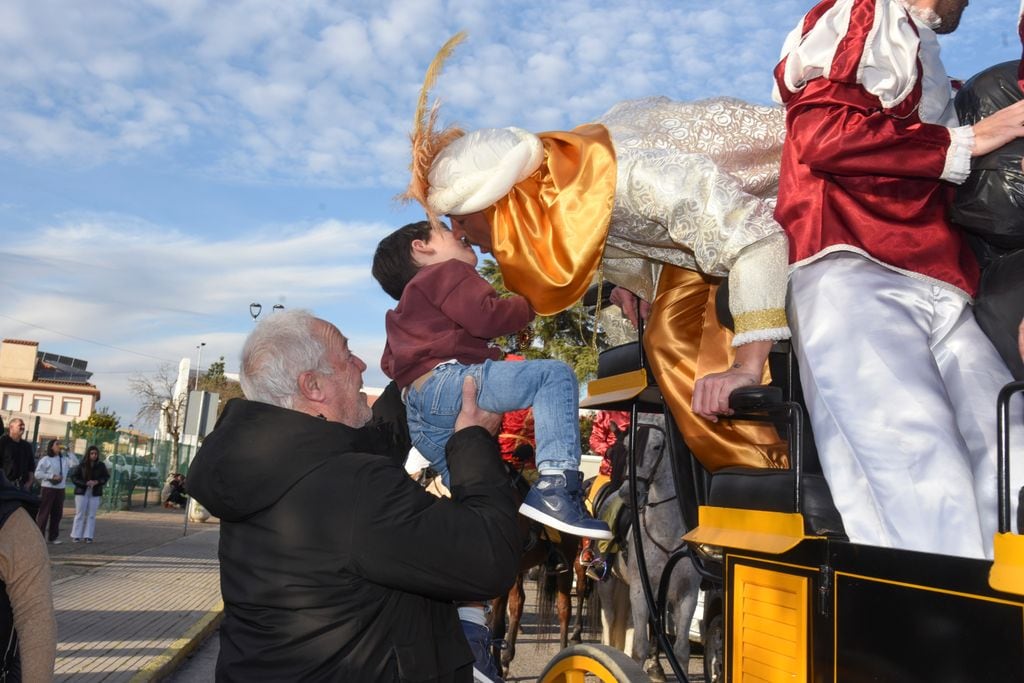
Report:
188,309,520,683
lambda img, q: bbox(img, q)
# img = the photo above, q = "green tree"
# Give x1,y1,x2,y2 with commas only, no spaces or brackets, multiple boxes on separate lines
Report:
478,259,602,382
69,406,121,440
197,356,244,417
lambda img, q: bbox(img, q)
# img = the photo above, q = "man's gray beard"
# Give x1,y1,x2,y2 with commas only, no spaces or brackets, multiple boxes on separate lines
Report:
898,1,942,30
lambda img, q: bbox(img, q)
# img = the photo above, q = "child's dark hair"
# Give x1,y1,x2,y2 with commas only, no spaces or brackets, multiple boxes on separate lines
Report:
372,220,434,300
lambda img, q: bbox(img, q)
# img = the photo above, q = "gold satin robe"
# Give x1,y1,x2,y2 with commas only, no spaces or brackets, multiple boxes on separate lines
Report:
486,96,791,471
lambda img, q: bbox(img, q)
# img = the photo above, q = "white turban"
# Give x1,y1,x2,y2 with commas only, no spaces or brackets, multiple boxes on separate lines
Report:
426,127,545,216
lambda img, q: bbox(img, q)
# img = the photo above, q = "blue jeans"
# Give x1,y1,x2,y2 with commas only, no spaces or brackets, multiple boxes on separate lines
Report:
406,359,580,486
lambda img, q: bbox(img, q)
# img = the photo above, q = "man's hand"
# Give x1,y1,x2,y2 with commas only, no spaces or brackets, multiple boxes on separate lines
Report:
609,286,651,328
692,368,760,422
454,376,502,435
971,100,1024,158
692,340,771,422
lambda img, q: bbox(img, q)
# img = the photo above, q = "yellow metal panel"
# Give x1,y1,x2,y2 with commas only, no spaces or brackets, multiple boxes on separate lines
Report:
737,641,801,675
990,532,1024,597
580,369,648,408
732,564,808,682
684,506,807,554
739,655,798,683
742,613,799,643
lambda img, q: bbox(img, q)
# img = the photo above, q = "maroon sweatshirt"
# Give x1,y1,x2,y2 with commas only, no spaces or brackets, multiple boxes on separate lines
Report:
381,260,534,388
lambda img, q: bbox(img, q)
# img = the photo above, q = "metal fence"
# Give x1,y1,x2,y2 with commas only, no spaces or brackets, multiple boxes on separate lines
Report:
61,426,197,512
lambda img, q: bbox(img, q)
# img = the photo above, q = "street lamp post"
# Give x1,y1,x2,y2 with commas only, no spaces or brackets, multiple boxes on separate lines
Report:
249,302,284,322
193,342,206,391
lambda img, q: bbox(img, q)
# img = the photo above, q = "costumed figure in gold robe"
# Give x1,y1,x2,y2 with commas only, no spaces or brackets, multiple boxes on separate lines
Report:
405,35,792,471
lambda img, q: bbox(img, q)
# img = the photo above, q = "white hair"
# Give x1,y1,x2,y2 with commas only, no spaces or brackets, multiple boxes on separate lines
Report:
239,309,335,409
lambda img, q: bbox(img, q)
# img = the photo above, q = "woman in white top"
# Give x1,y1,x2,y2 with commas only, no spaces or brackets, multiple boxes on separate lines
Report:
34,439,73,544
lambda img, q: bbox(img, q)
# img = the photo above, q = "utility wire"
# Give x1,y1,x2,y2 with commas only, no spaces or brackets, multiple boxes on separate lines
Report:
0,313,178,363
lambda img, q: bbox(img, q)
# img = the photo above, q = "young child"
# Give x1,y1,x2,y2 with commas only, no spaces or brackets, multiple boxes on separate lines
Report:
373,220,611,541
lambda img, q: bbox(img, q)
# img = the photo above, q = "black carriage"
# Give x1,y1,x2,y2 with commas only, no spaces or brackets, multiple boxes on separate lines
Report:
540,321,1024,682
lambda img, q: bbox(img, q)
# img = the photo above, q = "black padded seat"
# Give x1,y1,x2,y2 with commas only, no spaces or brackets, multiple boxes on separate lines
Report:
708,467,847,539
597,341,642,377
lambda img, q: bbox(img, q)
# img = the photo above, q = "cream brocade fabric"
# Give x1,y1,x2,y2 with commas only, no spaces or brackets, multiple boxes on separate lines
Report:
596,96,790,343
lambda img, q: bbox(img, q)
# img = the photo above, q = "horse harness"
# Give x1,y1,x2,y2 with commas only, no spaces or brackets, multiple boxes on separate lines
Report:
630,425,686,558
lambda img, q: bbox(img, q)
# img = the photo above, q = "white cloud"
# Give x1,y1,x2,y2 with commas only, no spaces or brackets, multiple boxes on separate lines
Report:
87,51,143,82
0,210,398,426
0,0,1019,428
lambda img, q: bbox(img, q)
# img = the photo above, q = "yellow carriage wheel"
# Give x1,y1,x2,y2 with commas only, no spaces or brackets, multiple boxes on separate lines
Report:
539,644,651,683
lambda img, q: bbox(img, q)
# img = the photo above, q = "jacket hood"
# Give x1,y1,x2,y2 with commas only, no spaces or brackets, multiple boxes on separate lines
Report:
188,398,370,521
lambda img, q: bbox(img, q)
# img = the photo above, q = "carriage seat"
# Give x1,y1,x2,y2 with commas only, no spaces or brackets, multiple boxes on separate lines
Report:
707,386,847,539
707,468,847,539
597,340,644,377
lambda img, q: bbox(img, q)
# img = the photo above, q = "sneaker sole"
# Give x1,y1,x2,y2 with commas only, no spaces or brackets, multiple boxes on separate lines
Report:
518,503,614,540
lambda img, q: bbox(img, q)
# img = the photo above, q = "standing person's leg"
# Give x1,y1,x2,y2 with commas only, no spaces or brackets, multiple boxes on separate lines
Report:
72,494,87,541
644,265,785,471
36,488,55,536
932,299,1023,558
85,494,101,540
789,254,986,558
49,489,65,541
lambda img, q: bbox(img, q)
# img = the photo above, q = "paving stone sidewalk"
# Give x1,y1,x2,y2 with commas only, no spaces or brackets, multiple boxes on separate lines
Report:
44,503,222,682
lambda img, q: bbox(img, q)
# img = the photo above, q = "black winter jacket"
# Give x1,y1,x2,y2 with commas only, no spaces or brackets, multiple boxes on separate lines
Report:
70,462,109,497
187,389,521,683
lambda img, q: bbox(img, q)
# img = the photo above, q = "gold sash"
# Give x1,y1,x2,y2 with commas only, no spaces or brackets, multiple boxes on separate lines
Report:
486,124,617,315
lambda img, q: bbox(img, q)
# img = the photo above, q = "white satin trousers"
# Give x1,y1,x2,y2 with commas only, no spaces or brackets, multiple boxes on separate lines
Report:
789,253,1022,559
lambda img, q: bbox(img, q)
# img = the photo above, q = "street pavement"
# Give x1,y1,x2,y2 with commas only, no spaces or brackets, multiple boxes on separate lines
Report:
45,500,222,682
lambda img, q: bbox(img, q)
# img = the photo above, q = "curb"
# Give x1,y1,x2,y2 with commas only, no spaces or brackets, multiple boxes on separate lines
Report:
129,602,224,682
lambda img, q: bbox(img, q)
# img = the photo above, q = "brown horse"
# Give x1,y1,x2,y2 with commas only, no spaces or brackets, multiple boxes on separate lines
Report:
488,464,597,678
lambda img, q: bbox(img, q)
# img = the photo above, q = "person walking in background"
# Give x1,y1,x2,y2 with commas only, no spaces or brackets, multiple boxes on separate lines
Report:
0,418,35,492
70,445,108,543
34,439,72,545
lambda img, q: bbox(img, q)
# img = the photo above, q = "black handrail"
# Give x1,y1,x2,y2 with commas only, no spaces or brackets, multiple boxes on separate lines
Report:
997,381,1024,534
625,311,690,683
727,388,805,514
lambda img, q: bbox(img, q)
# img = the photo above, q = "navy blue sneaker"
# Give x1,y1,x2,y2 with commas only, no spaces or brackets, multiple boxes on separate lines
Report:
461,620,503,683
519,471,613,540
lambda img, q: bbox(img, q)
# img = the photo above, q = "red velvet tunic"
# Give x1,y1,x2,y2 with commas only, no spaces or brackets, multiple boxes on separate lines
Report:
773,0,979,297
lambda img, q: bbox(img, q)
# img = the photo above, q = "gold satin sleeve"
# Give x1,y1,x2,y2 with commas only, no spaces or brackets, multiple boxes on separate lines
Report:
486,124,617,315
644,265,789,472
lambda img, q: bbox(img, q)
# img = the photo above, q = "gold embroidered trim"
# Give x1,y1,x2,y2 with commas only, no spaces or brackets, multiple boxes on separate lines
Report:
733,309,788,335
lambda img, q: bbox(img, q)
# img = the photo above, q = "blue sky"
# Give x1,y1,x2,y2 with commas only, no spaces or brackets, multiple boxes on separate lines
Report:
1,0,1019,429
